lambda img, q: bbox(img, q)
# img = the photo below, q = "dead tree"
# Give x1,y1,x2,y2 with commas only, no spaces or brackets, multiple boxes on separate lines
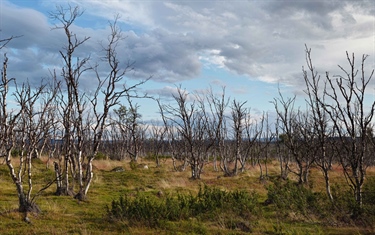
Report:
148,118,168,167
51,6,150,200
274,92,318,184
50,5,90,196
15,80,59,211
108,111,128,160
45,95,63,170
319,51,374,209
275,116,290,180
157,98,187,171
160,87,206,179
205,87,229,172
242,110,262,173
293,110,317,184
1,53,58,221
0,54,34,219
195,89,225,172
80,16,150,200
229,100,247,176
303,45,334,202
272,92,307,183
254,112,274,181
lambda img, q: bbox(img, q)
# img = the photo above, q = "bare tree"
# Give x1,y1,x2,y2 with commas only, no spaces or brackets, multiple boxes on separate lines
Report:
50,5,90,196
205,87,229,172
229,100,247,176
108,111,127,160
160,86,207,179
1,53,58,221
293,110,317,184
302,46,375,208
79,15,149,200
319,51,374,208
148,117,168,167
18,81,59,210
242,110,262,173
127,99,143,162
1,54,32,220
195,90,225,173
157,98,187,171
303,46,334,202
254,112,274,181
273,92,317,184
272,92,308,183
51,6,150,200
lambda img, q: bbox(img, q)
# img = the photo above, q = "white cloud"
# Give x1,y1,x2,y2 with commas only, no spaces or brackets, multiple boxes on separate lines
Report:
199,49,226,69
1,0,374,104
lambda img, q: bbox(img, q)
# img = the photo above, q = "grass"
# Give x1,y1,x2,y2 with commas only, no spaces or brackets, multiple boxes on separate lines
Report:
0,156,374,234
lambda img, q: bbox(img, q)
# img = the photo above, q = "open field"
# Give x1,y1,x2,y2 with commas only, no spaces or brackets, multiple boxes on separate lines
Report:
0,157,374,234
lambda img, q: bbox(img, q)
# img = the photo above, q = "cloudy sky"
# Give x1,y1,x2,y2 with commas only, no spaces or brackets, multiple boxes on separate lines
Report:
0,0,374,121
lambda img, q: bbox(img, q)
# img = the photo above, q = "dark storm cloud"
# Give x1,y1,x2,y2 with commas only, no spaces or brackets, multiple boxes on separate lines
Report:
123,28,201,82
1,2,50,48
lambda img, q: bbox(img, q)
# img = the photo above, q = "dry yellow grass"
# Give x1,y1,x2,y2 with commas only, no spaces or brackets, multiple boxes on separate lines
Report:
92,159,125,171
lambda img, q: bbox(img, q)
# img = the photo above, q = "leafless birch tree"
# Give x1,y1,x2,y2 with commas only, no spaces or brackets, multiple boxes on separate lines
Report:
205,87,229,172
1,52,58,222
303,46,334,201
319,51,374,208
229,100,247,176
272,93,307,182
159,87,207,179
50,5,90,196
51,6,149,200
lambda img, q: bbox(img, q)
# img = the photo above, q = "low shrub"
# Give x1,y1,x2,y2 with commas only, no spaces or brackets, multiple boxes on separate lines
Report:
330,184,356,218
266,179,324,219
361,177,375,226
95,151,107,160
11,148,23,157
106,185,260,228
266,178,375,227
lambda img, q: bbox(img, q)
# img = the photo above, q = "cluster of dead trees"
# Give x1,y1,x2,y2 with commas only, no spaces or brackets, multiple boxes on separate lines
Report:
1,5,374,222
144,45,375,211
153,87,271,179
0,5,149,220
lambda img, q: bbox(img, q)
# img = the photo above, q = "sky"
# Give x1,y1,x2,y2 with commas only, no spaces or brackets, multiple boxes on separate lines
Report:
0,0,374,123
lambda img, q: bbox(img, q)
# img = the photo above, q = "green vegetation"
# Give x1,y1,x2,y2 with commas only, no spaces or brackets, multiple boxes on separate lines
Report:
266,179,324,218
0,157,374,234
107,185,259,231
